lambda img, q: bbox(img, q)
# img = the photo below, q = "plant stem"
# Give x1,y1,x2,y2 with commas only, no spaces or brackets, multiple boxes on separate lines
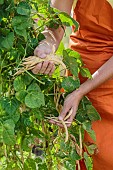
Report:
25,70,45,84
79,125,82,157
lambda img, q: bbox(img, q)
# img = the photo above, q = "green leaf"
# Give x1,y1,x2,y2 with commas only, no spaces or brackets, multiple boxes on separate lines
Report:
82,121,96,141
11,111,20,124
24,158,36,170
13,76,26,91
61,76,80,92
0,0,4,5
80,67,92,78
64,161,75,170
15,90,27,103
12,16,32,30
1,97,20,115
27,82,41,92
86,105,101,121
58,11,79,31
22,135,34,152
56,41,65,55
84,143,97,155
65,49,81,59
32,108,44,120
3,119,16,145
25,92,45,108
1,32,14,50
35,157,42,164
38,163,48,170
17,2,31,16
0,126,3,143
23,74,33,86
63,50,78,77
38,33,45,42
84,152,93,170
14,28,27,41
12,16,32,40
76,109,88,123
70,150,81,161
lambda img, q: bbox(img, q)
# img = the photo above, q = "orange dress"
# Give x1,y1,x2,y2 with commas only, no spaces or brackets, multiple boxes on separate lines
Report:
70,0,113,170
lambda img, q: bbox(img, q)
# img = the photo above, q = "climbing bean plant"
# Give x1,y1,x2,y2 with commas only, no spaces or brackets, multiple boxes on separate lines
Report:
0,0,101,170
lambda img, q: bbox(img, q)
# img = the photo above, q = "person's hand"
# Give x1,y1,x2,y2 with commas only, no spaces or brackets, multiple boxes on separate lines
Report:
50,89,83,127
32,42,55,75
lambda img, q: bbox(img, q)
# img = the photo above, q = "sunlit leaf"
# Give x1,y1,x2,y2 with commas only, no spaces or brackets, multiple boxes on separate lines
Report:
25,92,45,108
80,67,92,78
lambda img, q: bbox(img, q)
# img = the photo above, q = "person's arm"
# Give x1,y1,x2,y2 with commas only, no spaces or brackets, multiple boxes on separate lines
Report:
32,0,74,75
50,56,113,127
41,0,74,49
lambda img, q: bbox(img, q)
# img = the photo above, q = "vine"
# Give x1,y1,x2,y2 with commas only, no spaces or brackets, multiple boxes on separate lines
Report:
0,1,100,170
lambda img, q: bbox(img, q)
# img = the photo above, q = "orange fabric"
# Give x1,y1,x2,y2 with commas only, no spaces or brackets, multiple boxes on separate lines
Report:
70,0,113,170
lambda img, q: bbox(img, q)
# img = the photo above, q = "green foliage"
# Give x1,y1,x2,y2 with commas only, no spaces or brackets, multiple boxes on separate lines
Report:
0,0,100,170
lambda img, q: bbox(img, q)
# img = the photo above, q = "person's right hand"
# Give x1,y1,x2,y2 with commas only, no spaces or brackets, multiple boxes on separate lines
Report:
32,42,56,75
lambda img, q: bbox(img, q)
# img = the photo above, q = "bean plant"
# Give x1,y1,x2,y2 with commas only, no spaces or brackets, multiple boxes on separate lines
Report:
0,1,101,170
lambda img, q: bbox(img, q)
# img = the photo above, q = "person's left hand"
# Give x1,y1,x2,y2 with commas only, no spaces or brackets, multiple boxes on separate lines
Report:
49,89,83,127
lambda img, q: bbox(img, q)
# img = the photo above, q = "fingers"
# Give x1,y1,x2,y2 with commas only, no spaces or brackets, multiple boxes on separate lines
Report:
40,61,48,74
49,119,64,128
32,61,55,75
65,108,77,127
58,101,71,121
32,62,43,74
44,62,55,75
49,64,55,75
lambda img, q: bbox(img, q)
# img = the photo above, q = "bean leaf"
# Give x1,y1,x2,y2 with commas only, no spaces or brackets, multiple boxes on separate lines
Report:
63,50,78,77
86,105,101,121
25,92,45,108
61,76,80,92
3,119,16,145
1,32,14,50
1,97,20,115
17,2,31,16
80,67,92,78
82,121,96,141
14,76,26,91
27,82,41,92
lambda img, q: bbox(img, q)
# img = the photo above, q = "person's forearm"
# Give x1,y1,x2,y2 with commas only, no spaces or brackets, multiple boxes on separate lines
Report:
41,28,64,50
78,56,113,96
41,0,74,50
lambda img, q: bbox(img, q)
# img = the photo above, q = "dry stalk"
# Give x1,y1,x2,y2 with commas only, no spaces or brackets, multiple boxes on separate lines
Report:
70,134,81,156
79,126,83,157
60,119,68,143
14,54,66,76
64,108,73,121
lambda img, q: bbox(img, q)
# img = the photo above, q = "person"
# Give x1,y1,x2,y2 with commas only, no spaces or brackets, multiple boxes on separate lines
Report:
32,0,113,169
